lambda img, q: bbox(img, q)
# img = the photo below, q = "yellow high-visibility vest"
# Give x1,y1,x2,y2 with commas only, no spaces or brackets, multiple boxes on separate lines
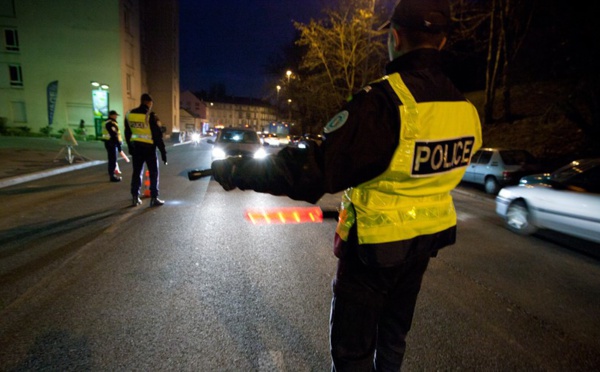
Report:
127,112,153,144
101,119,122,142
336,73,482,244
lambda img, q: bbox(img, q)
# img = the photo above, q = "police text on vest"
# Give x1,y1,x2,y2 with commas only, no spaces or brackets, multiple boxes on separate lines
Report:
412,137,475,176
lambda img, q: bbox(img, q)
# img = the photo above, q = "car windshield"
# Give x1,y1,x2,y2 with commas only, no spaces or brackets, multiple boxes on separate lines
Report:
219,130,259,144
499,150,536,165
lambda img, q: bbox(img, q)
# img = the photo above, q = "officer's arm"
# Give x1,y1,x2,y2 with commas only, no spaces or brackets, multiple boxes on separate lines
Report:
124,119,133,152
232,141,325,204
150,113,167,156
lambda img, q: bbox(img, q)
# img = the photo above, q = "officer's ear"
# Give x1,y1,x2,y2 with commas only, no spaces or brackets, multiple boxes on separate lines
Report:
438,36,447,50
391,28,402,51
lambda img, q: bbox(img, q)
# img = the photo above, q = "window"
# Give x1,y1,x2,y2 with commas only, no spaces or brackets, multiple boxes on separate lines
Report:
3,28,18,51
126,42,134,67
11,101,26,122
8,64,22,86
476,151,492,164
0,0,16,17
126,73,132,97
124,7,133,36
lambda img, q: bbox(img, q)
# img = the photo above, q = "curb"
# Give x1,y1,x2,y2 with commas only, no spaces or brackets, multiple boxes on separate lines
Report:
0,160,105,189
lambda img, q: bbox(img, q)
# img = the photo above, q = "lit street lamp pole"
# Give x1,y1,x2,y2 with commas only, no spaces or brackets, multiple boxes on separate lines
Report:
285,70,293,124
276,85,281,121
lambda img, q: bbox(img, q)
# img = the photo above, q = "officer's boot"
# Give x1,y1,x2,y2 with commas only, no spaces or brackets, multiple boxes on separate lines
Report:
132,195,142,206
150,197,164,207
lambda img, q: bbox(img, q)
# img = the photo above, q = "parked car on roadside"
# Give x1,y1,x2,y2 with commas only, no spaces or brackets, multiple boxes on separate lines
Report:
207,127,267,161
495,162,600,243
461,148,541,194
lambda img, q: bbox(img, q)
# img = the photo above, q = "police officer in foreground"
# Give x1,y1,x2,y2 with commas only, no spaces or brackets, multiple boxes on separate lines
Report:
125,93,167,207
211,0,482,369
102,110,123,182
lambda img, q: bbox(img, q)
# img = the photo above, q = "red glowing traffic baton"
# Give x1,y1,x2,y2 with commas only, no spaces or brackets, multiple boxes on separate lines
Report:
244,206,323,225
187,168,339,224
119,151,130,162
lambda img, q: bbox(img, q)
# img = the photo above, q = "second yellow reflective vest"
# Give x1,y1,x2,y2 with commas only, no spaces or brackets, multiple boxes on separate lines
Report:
126,112,153,144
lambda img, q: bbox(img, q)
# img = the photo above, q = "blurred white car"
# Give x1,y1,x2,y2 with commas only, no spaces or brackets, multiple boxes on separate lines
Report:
278,135,290,146
495,164,600,243
263,133,280,147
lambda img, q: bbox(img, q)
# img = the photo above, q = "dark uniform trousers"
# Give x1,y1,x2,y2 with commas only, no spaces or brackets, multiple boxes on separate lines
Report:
131,142,160,198
330,247,431,371
104,141,118,176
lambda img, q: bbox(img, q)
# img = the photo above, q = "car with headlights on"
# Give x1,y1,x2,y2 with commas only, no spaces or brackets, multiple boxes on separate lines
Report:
207,127,267,161
461,147,541,194
495,163,600,243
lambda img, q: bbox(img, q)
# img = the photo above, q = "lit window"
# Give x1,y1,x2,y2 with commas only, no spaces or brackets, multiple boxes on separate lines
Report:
9,64,23,87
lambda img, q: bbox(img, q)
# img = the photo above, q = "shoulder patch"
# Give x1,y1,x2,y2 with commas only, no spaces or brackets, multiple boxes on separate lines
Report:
323,110,349,134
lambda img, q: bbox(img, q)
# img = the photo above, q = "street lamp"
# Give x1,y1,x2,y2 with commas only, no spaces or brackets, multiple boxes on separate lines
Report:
276,85,281,121
286,70,292,83
287,98,292,122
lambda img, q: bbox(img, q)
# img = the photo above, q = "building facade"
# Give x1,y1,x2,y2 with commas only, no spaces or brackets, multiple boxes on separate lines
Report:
180,90,277,134
205,96,276,133
0,0,179,137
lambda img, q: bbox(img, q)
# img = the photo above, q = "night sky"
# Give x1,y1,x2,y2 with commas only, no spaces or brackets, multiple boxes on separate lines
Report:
179,0,339,99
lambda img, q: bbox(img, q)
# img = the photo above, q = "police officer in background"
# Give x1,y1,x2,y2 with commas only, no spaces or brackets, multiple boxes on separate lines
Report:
125,93,167,207
102,110,123,182
210,0,482,369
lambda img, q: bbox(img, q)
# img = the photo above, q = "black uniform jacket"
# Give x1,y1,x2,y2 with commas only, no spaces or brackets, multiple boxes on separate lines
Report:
103,119,122,152
124,104,167,159
231,48,472,266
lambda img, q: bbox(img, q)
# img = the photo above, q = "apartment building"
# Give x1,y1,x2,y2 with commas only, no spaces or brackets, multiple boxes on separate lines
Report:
0,0,179,137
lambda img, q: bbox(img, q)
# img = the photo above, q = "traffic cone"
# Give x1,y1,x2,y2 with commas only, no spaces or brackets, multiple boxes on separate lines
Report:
143,170,151,197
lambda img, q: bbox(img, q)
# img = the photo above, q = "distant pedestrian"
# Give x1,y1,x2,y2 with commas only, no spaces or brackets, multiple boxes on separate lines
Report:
101,110,123,182
125,93,167,207
79,119,87,140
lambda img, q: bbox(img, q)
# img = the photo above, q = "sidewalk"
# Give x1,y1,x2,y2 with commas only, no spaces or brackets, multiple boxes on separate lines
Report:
0,136,107,189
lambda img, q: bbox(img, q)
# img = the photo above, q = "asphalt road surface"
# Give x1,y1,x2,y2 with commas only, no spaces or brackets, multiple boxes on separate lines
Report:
0,140,599,371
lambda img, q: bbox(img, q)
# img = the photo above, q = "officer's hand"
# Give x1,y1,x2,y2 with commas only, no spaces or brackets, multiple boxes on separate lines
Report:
161,153,167,165
211,159,237,191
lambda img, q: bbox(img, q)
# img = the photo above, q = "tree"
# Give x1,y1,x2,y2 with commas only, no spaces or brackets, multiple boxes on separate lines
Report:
451,0,535,124
291,0,387,133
